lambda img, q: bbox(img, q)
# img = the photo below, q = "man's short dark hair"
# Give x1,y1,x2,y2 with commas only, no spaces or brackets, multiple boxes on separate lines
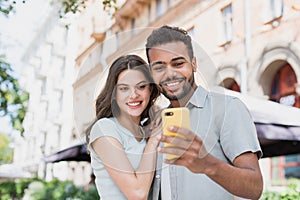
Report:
145,25,194,63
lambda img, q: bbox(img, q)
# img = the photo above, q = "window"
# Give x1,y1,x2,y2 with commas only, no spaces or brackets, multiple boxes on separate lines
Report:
270,0,283,20
131,18,136,36
264,0,284,26
41,78,47,96
270,64,299,107
221,4,233,43
148,4,152,23
115,31,119,48
222,78,241,92
167,0,171,9
270,63,300,180
156,0,163,18
58,90,63,112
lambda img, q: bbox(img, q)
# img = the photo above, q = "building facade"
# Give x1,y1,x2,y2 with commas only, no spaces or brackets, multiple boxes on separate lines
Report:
18,0,300,188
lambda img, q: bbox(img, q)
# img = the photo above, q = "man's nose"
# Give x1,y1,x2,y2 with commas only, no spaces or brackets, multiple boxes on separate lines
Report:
165,65,177,77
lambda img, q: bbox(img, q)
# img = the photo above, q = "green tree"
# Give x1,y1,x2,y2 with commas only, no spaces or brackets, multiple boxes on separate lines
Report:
0,133,13,164
0,0,118,17
55,0,118,17
0,55,29,134
0,0,26,16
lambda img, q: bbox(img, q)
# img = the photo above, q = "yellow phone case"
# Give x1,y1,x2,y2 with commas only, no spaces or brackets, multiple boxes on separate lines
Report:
161,107,190,160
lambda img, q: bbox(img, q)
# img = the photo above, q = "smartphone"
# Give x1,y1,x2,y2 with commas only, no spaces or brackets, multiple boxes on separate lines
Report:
161,107,190,160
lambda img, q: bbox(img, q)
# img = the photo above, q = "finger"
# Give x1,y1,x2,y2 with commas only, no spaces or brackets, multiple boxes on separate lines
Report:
168,126,197,141
155,115,162,126
160,135,192,149
150,117,162,132
151,124,162,137
158,146,186,158
164,157,183,165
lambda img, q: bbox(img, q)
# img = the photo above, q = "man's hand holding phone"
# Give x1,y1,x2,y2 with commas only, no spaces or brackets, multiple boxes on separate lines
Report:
159,108,210,173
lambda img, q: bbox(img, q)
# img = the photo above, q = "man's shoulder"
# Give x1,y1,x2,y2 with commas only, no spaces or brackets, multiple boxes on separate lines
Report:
206,88,239,103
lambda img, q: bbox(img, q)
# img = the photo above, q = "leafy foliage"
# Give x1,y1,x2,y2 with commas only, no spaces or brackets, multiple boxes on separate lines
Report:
0,55,29,134
54,0,88,18
0,178,100,200
0,0,118,18
0,0,26,16
0,133,13,164
260,178,300,200
102,0,118,15
0,181,17,200
54,0,118,17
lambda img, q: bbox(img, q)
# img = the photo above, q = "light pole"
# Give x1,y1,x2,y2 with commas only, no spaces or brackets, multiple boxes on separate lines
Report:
241,0,251,94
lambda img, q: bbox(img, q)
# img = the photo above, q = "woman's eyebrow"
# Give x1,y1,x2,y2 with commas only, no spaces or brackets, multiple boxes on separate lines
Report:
117,83,128,86
136,80,148,85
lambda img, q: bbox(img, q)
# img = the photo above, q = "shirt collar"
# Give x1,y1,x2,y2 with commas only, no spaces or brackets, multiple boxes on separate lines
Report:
187,85,208,108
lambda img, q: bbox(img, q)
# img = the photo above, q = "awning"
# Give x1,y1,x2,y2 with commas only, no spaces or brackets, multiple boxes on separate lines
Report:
44,143,90,163
222,88,300,157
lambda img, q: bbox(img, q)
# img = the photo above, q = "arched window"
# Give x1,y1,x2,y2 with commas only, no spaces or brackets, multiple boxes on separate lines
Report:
270,63,299,107
222,78,240,92
269,63,300,179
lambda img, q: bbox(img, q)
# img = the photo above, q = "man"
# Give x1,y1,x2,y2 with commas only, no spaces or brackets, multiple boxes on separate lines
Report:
146,25,263,200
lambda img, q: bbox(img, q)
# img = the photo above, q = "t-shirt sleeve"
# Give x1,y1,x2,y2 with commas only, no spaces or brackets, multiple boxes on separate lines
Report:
88,118,123,152
220,97,262,162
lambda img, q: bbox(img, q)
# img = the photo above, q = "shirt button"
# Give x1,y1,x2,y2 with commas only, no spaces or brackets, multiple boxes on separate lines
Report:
155,174,160,179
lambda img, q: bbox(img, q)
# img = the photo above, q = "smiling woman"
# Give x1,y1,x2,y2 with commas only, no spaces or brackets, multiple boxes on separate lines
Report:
85,54,161,200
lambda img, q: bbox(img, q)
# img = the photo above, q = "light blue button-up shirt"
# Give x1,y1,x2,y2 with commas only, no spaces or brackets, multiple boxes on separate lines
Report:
149,86,262,200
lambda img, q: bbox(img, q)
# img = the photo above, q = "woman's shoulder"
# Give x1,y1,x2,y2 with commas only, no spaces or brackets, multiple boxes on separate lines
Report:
90,117,123,142
91,117,119,132
94,117,116,126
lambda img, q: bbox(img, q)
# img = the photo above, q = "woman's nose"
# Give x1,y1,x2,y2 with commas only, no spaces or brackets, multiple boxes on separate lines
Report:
129,88,139,98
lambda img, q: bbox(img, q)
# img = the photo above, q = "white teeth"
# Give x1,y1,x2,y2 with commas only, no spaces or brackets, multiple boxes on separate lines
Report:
128,102,141,106
166,81,180,87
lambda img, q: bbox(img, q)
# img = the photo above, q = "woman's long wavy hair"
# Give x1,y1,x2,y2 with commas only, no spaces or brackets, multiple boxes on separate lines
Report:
85,54,160,144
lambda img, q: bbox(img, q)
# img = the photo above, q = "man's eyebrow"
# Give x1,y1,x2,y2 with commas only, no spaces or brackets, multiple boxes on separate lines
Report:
171,56,186,62
150,56,186,67
150,61,165,67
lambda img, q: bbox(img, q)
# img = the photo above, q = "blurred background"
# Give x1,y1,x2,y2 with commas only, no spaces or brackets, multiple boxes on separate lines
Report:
1,0,300,199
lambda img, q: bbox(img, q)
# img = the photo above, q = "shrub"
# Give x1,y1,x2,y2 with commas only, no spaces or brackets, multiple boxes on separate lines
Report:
260,178,300,200
0,178,99,200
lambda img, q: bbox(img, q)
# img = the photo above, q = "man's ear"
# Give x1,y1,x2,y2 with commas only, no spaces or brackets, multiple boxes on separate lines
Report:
191,57,197,72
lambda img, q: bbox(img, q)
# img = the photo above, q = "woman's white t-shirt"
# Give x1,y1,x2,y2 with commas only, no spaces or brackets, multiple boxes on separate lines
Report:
88,117,146,200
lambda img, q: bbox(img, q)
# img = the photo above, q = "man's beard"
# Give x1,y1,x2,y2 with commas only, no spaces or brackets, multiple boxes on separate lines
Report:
161,75,195,101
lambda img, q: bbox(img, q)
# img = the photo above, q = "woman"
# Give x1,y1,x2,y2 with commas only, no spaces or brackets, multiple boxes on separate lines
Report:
86,54,161,200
